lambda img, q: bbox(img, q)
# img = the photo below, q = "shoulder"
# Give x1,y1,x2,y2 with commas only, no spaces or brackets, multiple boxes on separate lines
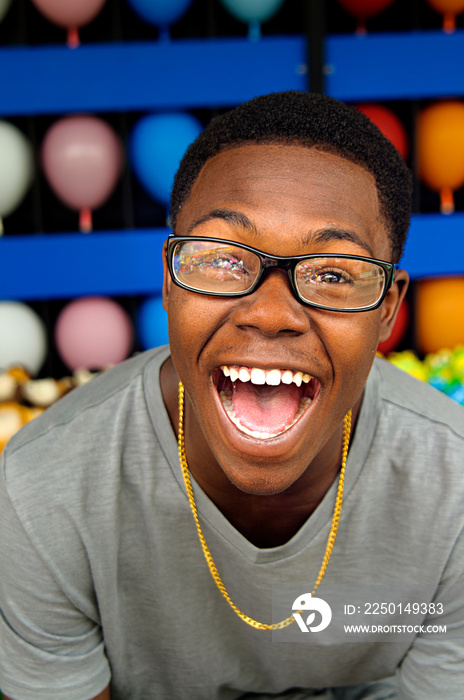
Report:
1,346,172,512
373,356,464,441
366,357,464,522
358,360,464,584
5,346,170,457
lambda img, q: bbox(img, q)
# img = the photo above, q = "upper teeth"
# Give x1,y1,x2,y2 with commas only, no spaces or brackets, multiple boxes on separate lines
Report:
221,366,311,387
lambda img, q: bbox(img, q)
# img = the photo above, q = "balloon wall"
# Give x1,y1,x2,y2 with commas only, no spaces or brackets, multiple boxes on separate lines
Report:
0,0,12,26
424,0,464,32
417,101,464,214
0,121,34,234
42,115,124,232
0,302,47,375
130,112,202,209
0,0,464,453
336,0,396,34
220,0,286,40
126,0,194,41
355,104,408,159
31,0,108,47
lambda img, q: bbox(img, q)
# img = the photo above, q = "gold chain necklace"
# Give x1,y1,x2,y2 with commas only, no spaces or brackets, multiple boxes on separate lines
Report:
177,380,352,631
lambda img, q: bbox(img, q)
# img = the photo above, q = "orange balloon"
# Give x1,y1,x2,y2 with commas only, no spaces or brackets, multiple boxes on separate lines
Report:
425,0,464,32
416,277,464,354
356,104,408,159
417,101,464,214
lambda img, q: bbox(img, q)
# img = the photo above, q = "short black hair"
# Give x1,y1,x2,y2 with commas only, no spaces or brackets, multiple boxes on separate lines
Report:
171,91,413,263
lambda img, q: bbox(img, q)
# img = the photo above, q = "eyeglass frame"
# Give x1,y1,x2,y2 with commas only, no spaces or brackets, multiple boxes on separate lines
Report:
166,235,396,313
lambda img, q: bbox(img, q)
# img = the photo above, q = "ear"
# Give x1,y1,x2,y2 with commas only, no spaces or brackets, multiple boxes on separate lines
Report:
378,268,409,344
162,239,172,313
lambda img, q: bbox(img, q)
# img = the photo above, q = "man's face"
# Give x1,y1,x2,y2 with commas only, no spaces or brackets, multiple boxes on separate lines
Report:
163,144,407,495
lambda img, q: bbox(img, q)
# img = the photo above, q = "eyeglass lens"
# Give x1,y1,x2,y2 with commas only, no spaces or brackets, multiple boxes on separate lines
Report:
172,240,387,310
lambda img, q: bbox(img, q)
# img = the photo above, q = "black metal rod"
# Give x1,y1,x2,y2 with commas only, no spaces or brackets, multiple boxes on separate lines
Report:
305,0,326,94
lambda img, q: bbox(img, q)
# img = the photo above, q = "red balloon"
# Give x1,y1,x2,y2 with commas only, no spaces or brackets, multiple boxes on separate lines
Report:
337,0,395,20
356,104,408,160
378,298,409,355
42,115,123,230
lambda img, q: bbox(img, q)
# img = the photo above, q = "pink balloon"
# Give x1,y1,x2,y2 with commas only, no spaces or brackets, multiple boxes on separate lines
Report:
30,0,107,29
42,116,123,212
55,297,134,371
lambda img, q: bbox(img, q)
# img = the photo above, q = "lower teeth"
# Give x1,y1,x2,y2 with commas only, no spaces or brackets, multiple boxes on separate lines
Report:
219,389,312,440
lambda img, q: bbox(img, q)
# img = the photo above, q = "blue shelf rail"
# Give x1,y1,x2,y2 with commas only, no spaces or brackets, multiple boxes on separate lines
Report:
1,31,464,116
0,213,462,301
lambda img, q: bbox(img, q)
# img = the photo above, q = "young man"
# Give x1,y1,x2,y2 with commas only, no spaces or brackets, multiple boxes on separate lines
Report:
0,92,463,700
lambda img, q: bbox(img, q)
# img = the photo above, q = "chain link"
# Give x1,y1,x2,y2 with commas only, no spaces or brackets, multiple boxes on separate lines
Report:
178,381,351,631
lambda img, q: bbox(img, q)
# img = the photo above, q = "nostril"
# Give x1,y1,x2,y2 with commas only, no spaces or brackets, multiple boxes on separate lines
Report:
231,280,311,337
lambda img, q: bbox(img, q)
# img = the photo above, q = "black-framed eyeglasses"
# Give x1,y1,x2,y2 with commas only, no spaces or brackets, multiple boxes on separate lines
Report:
166,236,395,313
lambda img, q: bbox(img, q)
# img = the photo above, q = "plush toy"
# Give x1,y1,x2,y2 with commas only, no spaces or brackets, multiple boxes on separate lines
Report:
0,366,31,402
22,376,74,408
0,365,103,453
0,402,44,453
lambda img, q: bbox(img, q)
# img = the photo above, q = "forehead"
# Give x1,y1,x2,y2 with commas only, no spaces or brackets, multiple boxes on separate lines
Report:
177,144,390,259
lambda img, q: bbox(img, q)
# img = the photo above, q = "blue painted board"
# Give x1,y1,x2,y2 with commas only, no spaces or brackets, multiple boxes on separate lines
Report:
1,31,464,117
0,230,167,300
0,215,462,301
0,37,306,116
401,213,464,279
326,30,464,102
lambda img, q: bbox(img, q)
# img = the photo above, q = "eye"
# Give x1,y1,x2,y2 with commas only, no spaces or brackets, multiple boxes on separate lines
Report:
296,262,354,286
176,245,256,281
312,268,353,285
190,248,247,279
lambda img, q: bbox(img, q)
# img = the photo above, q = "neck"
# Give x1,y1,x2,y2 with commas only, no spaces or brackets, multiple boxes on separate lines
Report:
186,434,346,548
160,357,356,549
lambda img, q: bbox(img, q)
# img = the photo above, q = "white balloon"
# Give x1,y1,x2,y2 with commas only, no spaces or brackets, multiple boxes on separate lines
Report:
0,302,48,375
0,121,35,220
0,0,13,24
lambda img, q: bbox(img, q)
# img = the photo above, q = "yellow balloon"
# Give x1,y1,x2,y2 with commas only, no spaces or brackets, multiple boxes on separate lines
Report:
416,277,464,354
417,101,464,213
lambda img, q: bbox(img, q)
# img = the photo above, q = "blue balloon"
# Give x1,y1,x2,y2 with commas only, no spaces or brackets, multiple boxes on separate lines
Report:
131,112,202,207
126,0,194,27
137,296,169,350
220,0,285,24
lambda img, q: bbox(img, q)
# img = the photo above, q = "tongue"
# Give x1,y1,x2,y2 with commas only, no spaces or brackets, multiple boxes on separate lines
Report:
232,381,302,434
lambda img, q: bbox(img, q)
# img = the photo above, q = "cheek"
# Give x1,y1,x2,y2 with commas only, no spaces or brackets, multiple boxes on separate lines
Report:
165,289,230,372
323,312,381,374
166,293,197,359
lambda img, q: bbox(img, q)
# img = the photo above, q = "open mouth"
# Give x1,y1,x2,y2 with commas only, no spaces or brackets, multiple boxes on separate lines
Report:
214,365,320,440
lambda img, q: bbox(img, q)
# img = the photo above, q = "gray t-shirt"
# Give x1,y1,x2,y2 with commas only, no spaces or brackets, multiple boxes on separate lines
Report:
0,347,463,700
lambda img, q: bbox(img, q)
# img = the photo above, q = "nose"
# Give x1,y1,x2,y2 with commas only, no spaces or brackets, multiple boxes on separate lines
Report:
230,269,311,337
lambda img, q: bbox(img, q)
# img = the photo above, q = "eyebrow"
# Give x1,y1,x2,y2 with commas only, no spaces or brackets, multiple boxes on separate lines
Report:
303,227,375,258
186,208,258,236
186,208,375,257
